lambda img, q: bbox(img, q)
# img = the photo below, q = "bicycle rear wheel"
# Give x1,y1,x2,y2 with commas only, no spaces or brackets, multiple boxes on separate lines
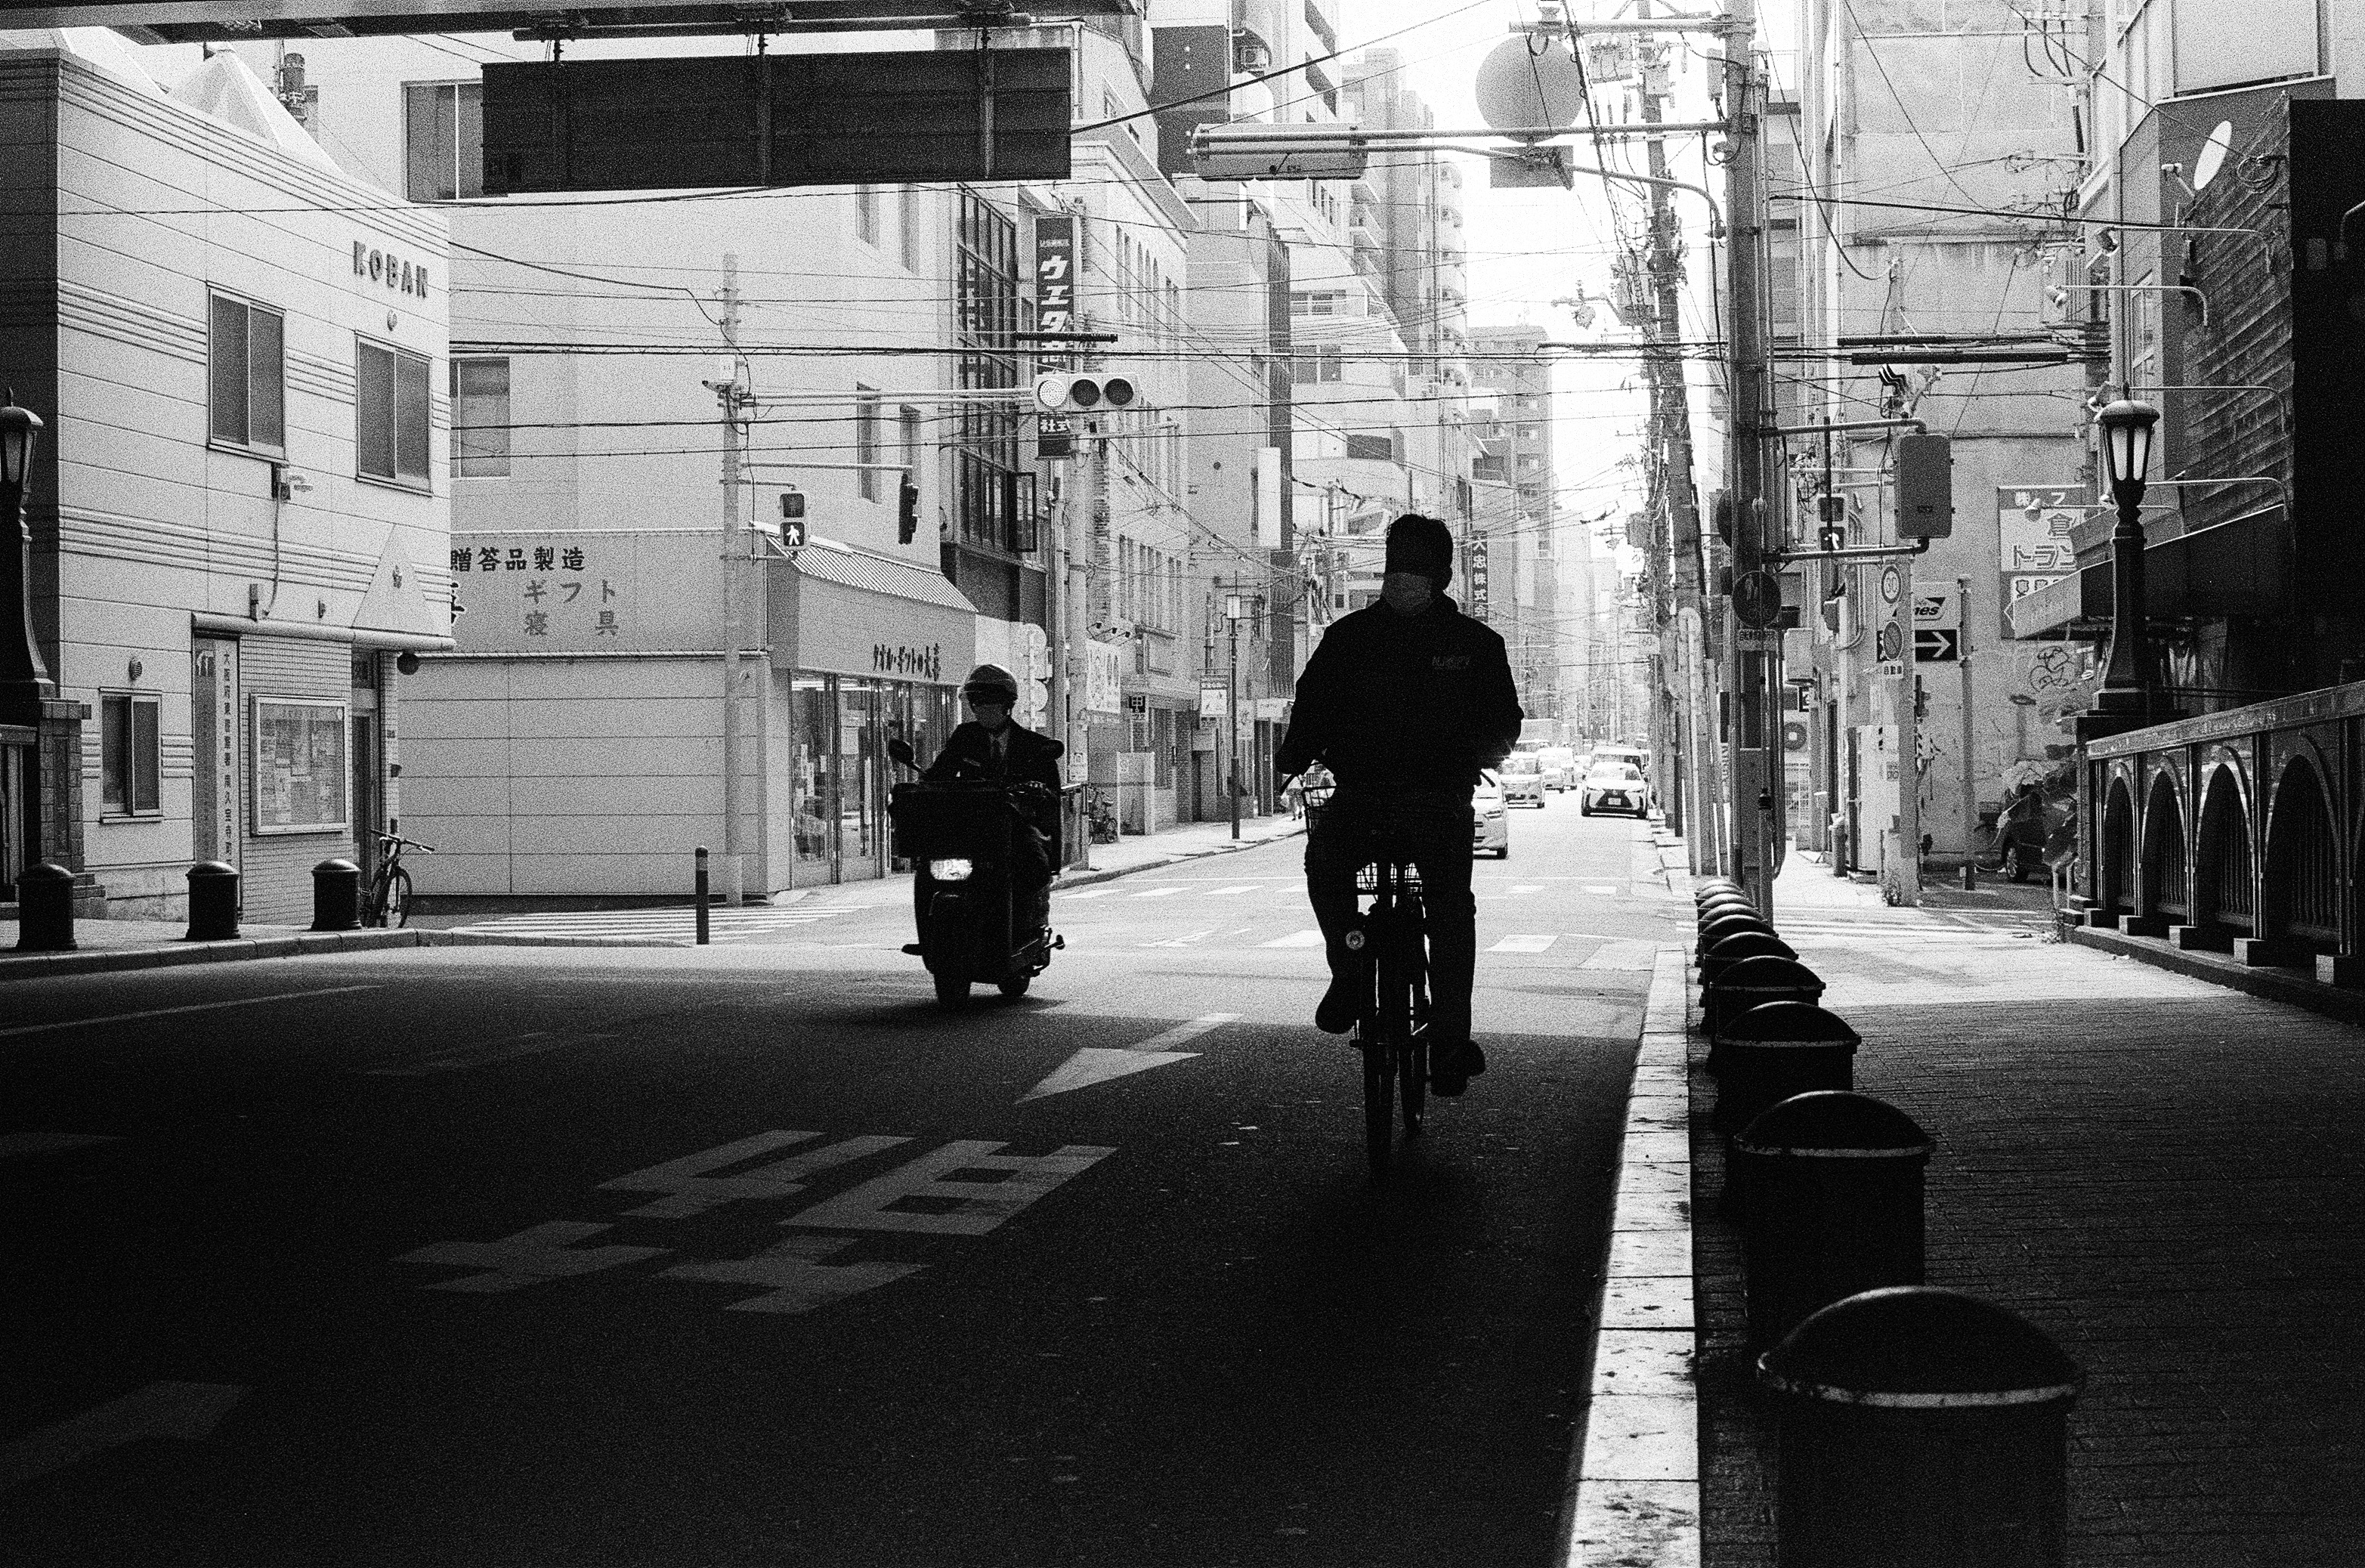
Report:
1360,911,1396,1178
1400,902,1429,1133
384,868,413,929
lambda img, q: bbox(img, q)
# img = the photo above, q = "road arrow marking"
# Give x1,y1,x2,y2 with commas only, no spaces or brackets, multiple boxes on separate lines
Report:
0,1382,247,1492
1016,1013,1239,1102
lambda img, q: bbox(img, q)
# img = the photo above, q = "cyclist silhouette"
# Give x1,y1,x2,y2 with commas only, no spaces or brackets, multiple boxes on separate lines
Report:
1276,515,1523,1096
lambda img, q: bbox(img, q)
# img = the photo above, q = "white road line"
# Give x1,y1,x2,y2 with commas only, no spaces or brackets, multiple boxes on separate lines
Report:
1511,883,1544,894
1141,929,1215,948
1259,929,1325,948
1131,886,1186,898
1583,884,1620,895
1058,888,1121,901
1489,934,1560,954
1203,885,1260,896
0,986,381,1041
0,1382,247,1492
0,1131,118,1158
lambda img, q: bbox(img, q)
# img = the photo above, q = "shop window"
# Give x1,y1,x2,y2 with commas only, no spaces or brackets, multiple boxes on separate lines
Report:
403,81,483,201
209,292,285,454
357,338,432,488
451,356,510,477
100,691,161,817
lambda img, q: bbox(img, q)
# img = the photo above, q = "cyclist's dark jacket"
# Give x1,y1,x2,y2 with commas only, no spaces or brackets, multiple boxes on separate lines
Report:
923,722,1065,865
1277,595,1523,790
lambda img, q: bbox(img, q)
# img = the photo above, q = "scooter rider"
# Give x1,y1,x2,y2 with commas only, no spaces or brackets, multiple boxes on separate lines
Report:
1276,515,1523,1096
924,663,1064,922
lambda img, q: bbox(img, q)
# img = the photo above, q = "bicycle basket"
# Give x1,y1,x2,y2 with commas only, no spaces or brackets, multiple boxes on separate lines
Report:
1355,859,1423,895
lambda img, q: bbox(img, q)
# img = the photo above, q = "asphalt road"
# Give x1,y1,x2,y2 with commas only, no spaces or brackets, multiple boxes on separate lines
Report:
3,799,1677,1567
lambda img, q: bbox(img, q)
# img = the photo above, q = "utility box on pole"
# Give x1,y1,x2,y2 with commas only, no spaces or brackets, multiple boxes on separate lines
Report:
1896,434,1955,539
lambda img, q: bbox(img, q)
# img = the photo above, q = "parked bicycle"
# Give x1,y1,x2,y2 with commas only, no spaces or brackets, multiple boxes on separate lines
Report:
1305,784,1431,1177
1085,785,1120,845
364,829,436,928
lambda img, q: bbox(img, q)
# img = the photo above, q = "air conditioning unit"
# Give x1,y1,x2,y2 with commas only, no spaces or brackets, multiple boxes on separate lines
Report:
1232,32,1272,72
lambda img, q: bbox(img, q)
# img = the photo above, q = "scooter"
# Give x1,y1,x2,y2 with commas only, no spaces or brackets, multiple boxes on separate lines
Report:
886,737,1063,1010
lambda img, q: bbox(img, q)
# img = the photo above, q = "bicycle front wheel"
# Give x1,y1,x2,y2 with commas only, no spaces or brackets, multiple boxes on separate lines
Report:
384,868,413,929
1362,1036,1394,1177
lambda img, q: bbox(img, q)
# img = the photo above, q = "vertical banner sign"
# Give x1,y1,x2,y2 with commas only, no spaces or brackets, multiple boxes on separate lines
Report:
1035,215,1077,458
1467,537,1491,620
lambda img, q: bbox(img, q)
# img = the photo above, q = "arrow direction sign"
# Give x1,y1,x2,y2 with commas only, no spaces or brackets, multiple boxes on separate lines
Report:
0,1382,247,1492
1913,627,1961,662
1018,1013,1238,1102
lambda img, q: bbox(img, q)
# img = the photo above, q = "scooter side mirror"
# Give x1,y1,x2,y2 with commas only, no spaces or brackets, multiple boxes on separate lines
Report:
1044,738,1066,761
887,738,918,769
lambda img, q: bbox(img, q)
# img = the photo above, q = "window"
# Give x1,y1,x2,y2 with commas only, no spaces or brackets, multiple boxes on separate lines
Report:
209,293,285,453
356,338,431,487
899,186,922,271
451,356,510,477
1291,347,1343,383
953,190,1021,552
100,691,160,817
1291,290,1346,317
856,186,881,248
403,82,482,200
855,387,883,502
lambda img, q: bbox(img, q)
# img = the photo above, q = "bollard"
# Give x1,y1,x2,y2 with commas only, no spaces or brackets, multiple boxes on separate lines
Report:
14,861,76,951
1702,929,1798,997
1697,909,1775,963
1710,995,1853,1133
1758,1287,2082,1568
185,861,240,942
1736,1091,1932,1350
311,859,361,932
694,846,710,945
1698,892,1759,926
1705,950,1821,1031
1694,877,1743,905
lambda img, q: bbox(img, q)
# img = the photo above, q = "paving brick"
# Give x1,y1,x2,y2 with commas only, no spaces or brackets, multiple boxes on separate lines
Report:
1691,912,2365,1568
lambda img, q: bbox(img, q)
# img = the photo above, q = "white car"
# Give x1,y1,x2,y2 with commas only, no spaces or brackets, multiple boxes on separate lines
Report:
1538,747,1578,791
1497,751,1547,806
1471,771,1510,858
1580,763,1651,818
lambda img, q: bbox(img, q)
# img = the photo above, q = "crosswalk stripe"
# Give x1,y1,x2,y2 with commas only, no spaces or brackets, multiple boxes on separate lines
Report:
1489,934,1559,954
1260,929,1325,948
1059,888,1121,902
1203,885,1260,896
1132,887,1185,898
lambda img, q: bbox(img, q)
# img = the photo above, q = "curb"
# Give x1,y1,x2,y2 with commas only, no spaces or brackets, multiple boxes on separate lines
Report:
1056,822,1306,890
2066,923,2365,1025
2,825,1312,980
1555,943,1701,1568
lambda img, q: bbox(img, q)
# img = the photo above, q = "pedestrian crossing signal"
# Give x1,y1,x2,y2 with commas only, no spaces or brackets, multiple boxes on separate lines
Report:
898,476,920,544
779,490,807,550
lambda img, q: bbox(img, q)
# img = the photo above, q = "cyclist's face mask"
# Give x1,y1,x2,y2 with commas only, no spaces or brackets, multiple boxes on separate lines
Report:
1381,571,1438,617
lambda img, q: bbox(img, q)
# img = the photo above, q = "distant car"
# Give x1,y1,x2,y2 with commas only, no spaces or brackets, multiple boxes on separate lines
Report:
1581,763,1650,818
1498,751,1547,807
1537,746,1577,791
1471,771,1510,858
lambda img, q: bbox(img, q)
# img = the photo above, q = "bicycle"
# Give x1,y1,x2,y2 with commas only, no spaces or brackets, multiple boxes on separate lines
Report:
1305,784,1432,1177
363,829,436,928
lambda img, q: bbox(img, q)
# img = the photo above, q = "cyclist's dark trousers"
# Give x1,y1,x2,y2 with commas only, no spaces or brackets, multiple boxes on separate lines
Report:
1304,784,1478,1040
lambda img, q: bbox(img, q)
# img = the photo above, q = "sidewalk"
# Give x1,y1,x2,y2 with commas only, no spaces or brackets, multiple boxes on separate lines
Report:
1687,850,2365,1566
0,812,1307,980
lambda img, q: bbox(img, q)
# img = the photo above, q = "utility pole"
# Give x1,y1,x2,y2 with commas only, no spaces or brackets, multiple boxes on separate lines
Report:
716,252,747,906
1957,573,1977,889
1720,0,1773,916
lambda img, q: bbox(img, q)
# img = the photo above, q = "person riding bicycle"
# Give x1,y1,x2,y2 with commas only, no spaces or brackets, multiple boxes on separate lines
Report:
923,663,1065,922
1276,514,1523,1096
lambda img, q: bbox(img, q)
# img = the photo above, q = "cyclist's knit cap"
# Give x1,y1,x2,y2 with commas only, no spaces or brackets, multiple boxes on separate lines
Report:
962,663,1020,704
1383,514,1455,587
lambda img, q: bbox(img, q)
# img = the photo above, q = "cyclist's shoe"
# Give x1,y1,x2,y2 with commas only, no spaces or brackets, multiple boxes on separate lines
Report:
1315,974,1359,1035
1427,1038,1487,1097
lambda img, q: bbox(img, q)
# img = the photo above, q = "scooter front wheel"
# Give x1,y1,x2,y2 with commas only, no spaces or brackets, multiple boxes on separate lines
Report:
934,970,972,1010
997,973,1031,999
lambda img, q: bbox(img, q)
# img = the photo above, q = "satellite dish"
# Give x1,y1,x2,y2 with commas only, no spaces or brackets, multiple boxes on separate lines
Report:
2192,121,2234,191
1475,36,1587,133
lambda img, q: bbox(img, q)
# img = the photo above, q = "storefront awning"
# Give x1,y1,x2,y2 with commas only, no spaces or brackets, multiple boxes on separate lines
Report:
2008,506,2288,640
769,537,978,682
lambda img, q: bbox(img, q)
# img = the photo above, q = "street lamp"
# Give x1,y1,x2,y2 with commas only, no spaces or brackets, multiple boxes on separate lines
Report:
1223,591,1262,840
2091,397,2159,721
0,388,51,727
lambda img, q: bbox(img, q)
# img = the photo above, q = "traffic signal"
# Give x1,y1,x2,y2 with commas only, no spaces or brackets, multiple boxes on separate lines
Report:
897,475,920,544
1032,371,1139,413
779,490,806,551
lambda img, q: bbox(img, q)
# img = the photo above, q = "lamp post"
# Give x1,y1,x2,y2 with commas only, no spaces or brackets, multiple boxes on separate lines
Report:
2092,397,2159,722
0,389,50,727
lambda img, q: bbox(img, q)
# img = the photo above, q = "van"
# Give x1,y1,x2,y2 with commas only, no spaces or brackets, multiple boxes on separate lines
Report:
1537,746,1577,791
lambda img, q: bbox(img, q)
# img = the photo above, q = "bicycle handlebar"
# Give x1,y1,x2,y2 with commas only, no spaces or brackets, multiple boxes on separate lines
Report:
377,831,437,853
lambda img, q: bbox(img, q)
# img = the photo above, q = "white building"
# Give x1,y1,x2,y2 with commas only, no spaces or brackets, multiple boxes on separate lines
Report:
0,30,450,923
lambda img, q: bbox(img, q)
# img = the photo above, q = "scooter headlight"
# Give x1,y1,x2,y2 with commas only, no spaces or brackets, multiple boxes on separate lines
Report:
927,857,975,882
